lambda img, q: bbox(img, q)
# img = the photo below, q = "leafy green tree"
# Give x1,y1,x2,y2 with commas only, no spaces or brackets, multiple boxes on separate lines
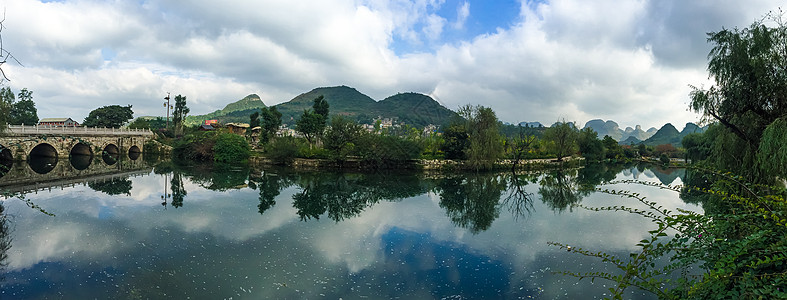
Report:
601,135,622,160
249,111,260,129
172,94,189,135
260,106,282,144
356,134,422,168
295,110,324,145
543,121,578,161
83,105,134,128
0,87,14,132
266,136,302,165
323,116,363,162
312,95,329,118
458,105,504,170
688,14,787,180
441,123,469,160
9,88,37,125
682,131,711,164
577,127,605,161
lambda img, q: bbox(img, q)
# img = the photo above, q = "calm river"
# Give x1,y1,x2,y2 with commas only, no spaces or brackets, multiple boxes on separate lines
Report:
0,159,701,299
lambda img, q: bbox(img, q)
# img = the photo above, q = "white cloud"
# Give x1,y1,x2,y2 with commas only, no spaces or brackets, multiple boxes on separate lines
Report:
0,0,781,128
453,1,469,30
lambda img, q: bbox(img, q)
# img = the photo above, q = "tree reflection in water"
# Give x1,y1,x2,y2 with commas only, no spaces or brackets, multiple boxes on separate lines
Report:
255,170,294,215
88,178,133,196
292,172,426,222
502,172,538,221
0,203,11,283
436,174,507,234
538,169,584,213
170,171,186,208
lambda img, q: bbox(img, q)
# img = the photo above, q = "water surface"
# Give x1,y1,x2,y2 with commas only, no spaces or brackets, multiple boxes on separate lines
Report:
0,161,700,299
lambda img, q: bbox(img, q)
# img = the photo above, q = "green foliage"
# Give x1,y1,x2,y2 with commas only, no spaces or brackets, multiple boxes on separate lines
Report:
0,87,14,132
213,132,250,163
9,88,38,125
459,105,505,171
323,116,363,162
602,135,623,160
295,96,329,145
440,122,469,160
577,127,605,161
659,153,670,165
172,94,190,135
83,105,134,128
544,121,578,161
682,132,711,163
295,110,325,145
356,134,423,168
553,171,787,299
312,95,329,118
689,13,787,146
172,132,216,162
259,106,282,144
266,136,302,165
248,111,260,129
756,117,787,179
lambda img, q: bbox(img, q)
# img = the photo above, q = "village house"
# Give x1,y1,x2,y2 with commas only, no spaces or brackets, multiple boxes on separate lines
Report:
38,118,80,127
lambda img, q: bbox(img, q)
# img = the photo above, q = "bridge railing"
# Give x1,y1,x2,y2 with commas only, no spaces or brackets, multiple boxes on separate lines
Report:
4,124,154,136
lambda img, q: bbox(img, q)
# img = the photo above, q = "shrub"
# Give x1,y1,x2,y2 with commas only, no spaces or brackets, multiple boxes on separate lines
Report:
266,136,301,165
659,153,670,165
213,132,250,163
356,134,422,168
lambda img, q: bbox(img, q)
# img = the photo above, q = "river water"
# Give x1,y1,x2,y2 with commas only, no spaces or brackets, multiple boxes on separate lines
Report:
0,159,700,299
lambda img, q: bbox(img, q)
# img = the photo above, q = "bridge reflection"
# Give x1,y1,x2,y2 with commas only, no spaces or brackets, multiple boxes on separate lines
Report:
0,154,152,193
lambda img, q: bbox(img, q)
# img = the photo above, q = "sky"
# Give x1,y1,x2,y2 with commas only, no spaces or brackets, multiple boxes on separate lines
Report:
1,0,782,129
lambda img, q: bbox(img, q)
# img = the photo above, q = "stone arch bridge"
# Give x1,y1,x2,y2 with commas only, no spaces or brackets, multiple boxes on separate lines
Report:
0,125,154,161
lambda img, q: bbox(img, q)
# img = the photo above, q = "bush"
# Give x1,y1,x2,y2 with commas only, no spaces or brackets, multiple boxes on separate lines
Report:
213,132,250,163
172,132,215,162
356,134,423,168
266,136,302,165
659,153,670,165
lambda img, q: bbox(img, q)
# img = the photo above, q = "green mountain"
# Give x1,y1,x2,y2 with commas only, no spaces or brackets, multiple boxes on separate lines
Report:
185,94,266,126
275,86,377,124
641,123,706,147
275,86,457,128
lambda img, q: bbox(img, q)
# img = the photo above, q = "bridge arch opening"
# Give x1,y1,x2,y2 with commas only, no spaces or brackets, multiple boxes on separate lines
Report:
30,143,58,158
28,144,58,175
70,143,93,157
128,145,141,160
103,144,119,156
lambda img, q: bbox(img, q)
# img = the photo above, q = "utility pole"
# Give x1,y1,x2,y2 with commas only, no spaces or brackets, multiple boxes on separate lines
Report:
163,92,172,130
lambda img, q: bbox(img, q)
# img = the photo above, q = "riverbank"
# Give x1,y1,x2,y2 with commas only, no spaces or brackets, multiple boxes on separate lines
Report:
249,155,584,171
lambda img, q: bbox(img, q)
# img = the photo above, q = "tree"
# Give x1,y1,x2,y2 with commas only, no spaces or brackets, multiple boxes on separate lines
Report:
441,122,469,160
312,95,329,118
577,127,605,161
249,111,260,129
689,14,787,146
83,105,134,128
10,88,38,125
457,104,504,170
0,87,14,132
601,135,622,159
295,96,329,146
323,116,363,162
172,94,189,135
260,106,282,144
543,121,578,161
